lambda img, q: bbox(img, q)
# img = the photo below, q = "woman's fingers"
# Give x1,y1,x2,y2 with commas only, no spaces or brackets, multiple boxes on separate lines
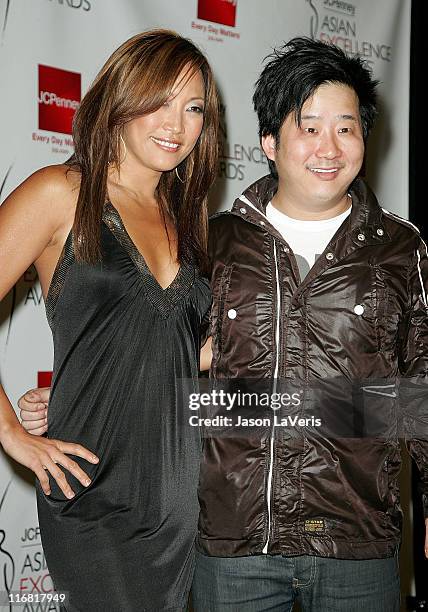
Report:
40,441,99,495
2,429,99,498
41,439,99,497
51,452,92,488
3,428,99,498
55,440,99,464
34,465,51,496
41,455,75,499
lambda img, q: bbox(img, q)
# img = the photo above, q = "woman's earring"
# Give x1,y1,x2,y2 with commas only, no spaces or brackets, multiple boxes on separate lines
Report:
175,166,185,183
119,135,127,164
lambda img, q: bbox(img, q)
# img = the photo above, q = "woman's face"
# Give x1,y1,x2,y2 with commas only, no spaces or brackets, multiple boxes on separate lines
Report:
121,67,205,174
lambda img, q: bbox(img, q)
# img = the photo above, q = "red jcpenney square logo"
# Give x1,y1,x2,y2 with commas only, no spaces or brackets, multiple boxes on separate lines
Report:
197,0,237,26
38,65,81,135
38,371,53,387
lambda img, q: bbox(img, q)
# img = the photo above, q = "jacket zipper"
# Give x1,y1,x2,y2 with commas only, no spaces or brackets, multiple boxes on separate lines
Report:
237,195,283,554
262,239,281,553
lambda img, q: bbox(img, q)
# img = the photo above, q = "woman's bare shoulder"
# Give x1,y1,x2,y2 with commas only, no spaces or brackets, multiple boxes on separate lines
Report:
1,163,80,229
19,163,80,208
0,165,81,295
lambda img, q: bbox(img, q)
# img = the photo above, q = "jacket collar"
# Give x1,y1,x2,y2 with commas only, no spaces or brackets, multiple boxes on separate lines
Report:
231,174,391,247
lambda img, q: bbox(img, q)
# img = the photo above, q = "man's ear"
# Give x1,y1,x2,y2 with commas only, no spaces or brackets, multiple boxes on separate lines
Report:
261,134,276,162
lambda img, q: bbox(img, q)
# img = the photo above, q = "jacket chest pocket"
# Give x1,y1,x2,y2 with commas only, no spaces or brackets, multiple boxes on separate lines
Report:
217,264,234,354
340,263,402,359
211,264,234,375
370,264,401,355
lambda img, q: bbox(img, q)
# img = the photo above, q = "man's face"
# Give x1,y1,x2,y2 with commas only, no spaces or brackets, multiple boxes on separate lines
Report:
262,83,365,210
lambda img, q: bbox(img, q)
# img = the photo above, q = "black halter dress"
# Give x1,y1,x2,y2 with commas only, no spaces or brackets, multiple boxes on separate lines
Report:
37,203,211,611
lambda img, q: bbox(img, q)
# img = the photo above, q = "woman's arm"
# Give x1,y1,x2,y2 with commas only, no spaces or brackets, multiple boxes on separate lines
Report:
0,166,99,498
200,337,212,371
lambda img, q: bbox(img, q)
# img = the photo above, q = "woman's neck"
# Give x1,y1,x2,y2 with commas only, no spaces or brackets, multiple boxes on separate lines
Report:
107,159,162,207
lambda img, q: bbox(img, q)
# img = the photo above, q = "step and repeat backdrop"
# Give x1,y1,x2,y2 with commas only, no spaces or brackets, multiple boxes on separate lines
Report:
0,0,412,608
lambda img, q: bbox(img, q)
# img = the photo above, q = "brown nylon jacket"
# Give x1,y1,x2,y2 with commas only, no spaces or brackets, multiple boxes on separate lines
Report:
197,174,428,559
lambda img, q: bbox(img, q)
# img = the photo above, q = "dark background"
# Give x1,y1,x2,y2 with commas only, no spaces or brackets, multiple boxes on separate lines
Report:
408,0,428,609
409,0,425,235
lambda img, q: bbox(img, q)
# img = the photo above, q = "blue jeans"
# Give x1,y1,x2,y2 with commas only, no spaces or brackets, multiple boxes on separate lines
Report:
191,551,400,611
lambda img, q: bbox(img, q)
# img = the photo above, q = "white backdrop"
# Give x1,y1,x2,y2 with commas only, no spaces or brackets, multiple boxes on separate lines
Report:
0,0,411,608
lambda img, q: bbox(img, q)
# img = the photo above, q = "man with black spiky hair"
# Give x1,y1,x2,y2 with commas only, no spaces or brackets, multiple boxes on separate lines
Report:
193,37,428,611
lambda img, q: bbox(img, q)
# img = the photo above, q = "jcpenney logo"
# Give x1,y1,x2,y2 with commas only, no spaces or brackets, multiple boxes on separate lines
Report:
38,65,81,135
47,0,92,11
38,91,79,110
38,372,53,387
198,0,237,27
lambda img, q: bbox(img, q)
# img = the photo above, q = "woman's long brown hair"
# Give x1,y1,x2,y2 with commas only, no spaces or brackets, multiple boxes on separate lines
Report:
68,29,219,272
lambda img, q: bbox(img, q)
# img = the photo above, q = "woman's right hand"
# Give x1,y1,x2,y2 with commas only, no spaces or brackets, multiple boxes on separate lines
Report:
1,424,99,499
19,387,50,436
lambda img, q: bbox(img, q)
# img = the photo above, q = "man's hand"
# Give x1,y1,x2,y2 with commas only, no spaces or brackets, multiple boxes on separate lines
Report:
18,387,51,436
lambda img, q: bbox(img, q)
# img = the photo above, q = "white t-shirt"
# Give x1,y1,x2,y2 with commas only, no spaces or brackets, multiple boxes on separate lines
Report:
266,202,351,280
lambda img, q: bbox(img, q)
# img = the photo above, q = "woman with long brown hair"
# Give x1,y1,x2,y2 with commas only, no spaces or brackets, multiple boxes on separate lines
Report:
0,30,218,610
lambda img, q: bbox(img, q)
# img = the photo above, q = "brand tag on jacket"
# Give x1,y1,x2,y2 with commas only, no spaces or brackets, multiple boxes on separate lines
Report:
304,519,325,533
